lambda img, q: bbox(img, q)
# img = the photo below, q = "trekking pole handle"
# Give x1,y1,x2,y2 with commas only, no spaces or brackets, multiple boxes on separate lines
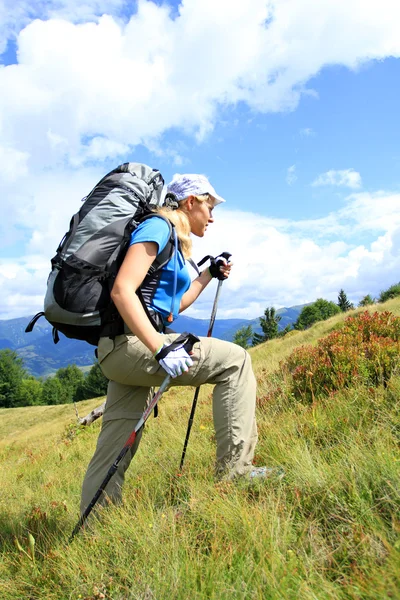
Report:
206,253,231,337
198,252,232,279
213,252,232,276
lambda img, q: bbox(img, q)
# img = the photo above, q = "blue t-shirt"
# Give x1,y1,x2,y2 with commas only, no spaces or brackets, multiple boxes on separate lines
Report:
130,217,191,325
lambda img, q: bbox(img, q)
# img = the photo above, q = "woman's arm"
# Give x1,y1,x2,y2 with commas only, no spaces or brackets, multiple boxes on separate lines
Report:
111,242,164,354
180,261,232,312
179,269,213,312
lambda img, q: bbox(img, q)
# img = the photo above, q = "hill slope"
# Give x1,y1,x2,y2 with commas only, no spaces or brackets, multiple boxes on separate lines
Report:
1,299,399,599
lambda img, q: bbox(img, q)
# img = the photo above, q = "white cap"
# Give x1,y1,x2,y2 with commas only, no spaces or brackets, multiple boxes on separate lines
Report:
166,174,226,206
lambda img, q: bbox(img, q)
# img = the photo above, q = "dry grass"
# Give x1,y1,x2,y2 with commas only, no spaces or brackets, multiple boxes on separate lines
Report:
0,299,399,599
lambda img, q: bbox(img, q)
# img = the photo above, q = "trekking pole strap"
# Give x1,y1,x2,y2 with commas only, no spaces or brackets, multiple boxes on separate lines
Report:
154,332,199,361
198,251,231,268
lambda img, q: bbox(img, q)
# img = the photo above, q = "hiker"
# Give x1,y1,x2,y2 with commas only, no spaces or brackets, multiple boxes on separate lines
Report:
80,174,267,513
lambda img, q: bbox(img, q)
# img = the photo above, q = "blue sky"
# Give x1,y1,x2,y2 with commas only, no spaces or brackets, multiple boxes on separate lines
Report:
1,0,400,320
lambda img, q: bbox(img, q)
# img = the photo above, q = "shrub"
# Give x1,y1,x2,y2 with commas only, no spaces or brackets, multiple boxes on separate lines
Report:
358,294,375,307
379,282,400,303
283,311,400,403
294,298,341,330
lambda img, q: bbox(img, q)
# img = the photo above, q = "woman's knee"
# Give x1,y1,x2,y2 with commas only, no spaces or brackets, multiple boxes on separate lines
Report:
226,342,253,373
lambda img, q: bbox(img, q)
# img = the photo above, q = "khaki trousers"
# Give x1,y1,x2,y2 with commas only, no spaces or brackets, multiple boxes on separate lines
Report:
80,333,258,513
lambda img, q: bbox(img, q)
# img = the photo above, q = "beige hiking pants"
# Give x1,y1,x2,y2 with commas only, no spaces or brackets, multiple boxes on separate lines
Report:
80,333,258,513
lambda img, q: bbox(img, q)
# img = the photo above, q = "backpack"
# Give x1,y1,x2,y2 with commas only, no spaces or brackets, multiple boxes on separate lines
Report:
26,162,176,346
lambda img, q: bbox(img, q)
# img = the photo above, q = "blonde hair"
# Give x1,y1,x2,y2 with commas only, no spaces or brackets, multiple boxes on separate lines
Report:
156,194,210,259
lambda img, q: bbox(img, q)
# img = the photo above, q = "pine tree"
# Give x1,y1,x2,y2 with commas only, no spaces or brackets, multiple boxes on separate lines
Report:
259,307,281,340
252,307,281,345
337,289,354,312
251,331,265,347
233,325,253,349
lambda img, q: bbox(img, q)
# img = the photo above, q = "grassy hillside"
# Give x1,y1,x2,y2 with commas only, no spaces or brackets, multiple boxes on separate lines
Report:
1,300,399,599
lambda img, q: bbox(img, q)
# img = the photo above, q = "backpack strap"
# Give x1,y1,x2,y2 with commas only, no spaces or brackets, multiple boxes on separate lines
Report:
138,213,176,273
101,214,177,338
187,258,200,276
25,311,45,333
138,215,178,325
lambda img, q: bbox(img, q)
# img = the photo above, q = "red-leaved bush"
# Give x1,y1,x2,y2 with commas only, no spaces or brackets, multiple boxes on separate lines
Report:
283,311,400,403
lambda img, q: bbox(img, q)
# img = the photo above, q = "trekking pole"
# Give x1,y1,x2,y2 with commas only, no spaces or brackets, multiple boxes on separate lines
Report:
70,374,171,541
70,332,199,540
179,252,231,472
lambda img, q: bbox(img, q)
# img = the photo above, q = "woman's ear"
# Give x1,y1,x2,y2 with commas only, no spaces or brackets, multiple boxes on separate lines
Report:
185,195,195,210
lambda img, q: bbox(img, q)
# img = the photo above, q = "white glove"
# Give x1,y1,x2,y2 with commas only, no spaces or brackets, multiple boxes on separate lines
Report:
155,343,193,378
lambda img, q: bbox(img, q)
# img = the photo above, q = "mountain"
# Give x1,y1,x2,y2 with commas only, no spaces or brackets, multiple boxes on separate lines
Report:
0,317,52,350
172,315,254,338
0,306,304,377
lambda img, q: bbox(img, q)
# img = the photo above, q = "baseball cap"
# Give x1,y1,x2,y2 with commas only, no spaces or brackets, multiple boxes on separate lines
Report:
166,174,226,206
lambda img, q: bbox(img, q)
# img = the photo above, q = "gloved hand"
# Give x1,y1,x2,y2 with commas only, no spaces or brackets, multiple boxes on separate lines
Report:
154,333,199,378
209,252,232,280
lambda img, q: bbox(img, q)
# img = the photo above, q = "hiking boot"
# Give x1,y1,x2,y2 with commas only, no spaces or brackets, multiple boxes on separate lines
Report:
249,466,285,480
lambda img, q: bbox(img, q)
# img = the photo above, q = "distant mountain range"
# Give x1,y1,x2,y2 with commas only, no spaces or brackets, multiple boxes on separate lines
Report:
0,305,304,377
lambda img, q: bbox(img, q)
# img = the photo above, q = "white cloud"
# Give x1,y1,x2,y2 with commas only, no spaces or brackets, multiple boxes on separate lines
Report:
299,127,315,137
186,191,400,319
286,164,297,185
0,145,30,182
0,165,104,256
1,0,400,173
1,0,400,320
312,169,362,189
1,187,400,320
0,0,128,53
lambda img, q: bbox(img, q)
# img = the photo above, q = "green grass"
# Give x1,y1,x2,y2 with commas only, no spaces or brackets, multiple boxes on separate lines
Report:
1,301,400,599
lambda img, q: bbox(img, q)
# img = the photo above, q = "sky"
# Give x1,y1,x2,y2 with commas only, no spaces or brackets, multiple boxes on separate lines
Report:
1,0,400,321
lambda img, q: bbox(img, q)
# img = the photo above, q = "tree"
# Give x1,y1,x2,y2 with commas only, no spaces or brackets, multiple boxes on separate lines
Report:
278,324,293,337
75,362,108,401
16,378,43,407
55,364,85,403
294,298,341,330
0,349,26,408
358,294,375,307
337,289,354,312
260,307,282,340
252,331,266,347
252,307,281,346
41,377,65,405
233,325,253,349
379,283,400,303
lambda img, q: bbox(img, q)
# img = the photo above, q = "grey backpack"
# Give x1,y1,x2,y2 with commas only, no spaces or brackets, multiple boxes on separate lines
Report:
26,162,176,346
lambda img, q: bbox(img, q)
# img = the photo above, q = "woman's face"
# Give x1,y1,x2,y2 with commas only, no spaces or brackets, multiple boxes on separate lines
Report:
187,197,215,237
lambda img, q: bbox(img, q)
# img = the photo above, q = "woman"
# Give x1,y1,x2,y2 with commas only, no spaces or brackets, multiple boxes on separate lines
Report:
80,174,272,513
